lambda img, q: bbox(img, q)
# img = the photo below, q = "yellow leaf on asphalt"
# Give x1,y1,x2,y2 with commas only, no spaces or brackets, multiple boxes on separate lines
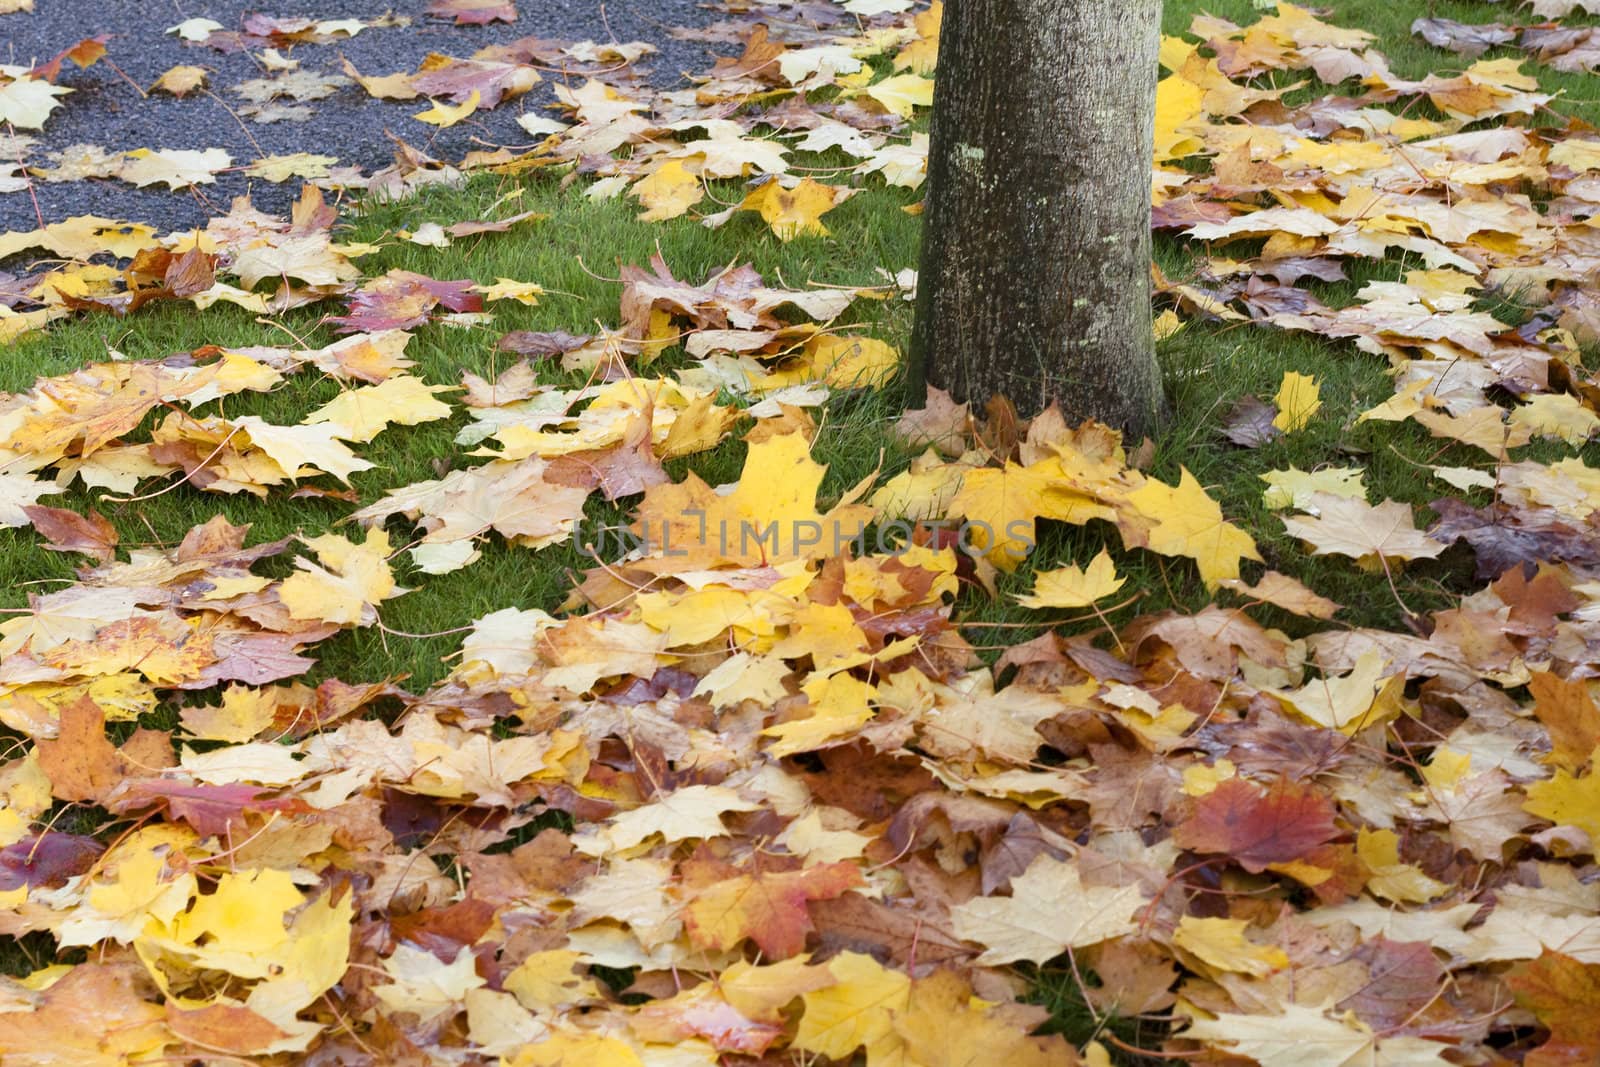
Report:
413,89,481,127
0,74,71,130
151,65,208,98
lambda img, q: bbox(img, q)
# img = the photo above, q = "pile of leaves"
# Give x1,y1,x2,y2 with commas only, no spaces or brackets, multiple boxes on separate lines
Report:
3,1,1600,1065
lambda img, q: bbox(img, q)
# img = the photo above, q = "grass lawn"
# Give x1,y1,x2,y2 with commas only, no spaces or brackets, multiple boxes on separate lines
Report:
4,0,1600,1059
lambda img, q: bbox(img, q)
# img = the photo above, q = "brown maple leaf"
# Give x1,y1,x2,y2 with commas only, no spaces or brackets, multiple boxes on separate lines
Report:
1528,670,1600,773
24,504,118,562
34,696,171,804
1511,951,1600,1067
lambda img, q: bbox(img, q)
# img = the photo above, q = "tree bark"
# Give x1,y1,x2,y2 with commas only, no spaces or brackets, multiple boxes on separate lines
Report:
909,0,1165,437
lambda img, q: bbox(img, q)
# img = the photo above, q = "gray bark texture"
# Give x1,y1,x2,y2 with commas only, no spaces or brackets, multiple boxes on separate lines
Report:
909,0,1165,437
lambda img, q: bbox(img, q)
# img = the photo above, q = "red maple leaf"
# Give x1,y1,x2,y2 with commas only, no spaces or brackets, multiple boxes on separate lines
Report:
1172,776,1340,873
109,781,312,838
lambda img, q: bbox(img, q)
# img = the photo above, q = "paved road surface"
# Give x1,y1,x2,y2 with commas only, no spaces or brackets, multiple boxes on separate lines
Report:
1,0,721,235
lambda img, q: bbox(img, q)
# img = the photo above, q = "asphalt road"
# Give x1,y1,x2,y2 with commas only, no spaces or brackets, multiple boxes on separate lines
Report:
1,0,722,235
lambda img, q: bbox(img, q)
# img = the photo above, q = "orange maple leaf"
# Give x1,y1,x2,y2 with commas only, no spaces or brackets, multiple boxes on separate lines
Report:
679,859,862,959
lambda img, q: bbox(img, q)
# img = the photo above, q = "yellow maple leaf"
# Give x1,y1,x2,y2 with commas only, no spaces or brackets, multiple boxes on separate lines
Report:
1524,758,1600,843
1016,549,1125,609
1154,73,1206,161
1172,915,1288,977
794,951,910,1062
1260,466,1366,510
766,334,899,389
234,888,355,1030
862,73,933,117
0,75,74,130
59,833,198,947
178,684,281,742
893,0,941,73
764,674,877,757
278,528,400,627
473,278,545,305
1281,493,1445,568
1357,828,1450,903
119,147,233,189
947,461,1105,571
769,601,869,670
716,956,836,1022
637,583,795,647
172,867,304,954
503,950,602,1011
893,969,1076,1067
1272,371,1322,433
1509,393,1600,447
632,431,875,572
1182,1003,1440,1067
1272,649,1398,734
373,944,485,1025
1415,406,1533,458
692,651,793,708
738,178,845,241
574,784,759,855
230,416,375,484
413,89,481,127
506,1029,644,1067
151,64,208,97
304,375,454,442
631,158,705,222
1124,468,1261,588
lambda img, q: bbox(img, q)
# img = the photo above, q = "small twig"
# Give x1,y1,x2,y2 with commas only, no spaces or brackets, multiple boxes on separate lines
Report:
101,57,149,99
200,88,266,158
6,121,44,230
100,425,241,503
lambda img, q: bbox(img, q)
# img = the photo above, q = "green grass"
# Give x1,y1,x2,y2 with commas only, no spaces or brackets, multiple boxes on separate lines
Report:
2,174,923,691
1028,963,1170,1065
5,0,1600,1053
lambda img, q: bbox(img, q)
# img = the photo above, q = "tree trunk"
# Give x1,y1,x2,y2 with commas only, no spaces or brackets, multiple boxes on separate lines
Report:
909,0,1165,437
